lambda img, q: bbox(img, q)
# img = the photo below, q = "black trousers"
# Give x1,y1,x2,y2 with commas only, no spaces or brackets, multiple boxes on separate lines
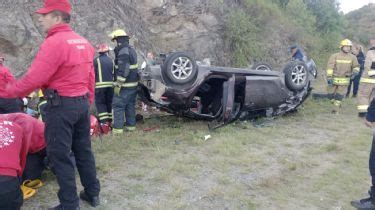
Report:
0,98,22,114
95,87,113,123
45,96,100,209
0,176,22,210
22,149,47,181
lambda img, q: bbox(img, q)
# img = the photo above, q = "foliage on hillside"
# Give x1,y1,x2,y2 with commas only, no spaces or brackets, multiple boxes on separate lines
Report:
225,0,344,68
345,3,375,45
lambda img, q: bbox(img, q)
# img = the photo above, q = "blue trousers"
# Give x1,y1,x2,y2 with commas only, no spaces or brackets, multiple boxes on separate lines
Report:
112,88,137,130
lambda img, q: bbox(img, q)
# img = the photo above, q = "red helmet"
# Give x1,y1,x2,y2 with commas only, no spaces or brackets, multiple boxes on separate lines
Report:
90,115,100,138
97,44,110,53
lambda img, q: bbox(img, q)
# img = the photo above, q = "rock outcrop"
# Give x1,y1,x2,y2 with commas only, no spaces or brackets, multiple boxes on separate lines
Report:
0,0,229,76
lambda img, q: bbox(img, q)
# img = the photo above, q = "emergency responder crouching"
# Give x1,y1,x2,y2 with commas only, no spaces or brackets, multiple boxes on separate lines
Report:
0,53,23,114
357,37,375,117
326,39,360,114
5,0,100,209
94,43,114,133
109,29,139,134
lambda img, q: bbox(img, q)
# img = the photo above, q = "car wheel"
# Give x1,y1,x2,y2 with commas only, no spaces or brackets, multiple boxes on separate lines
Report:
163,52,198,84
252,62,272,71
284,61,308,91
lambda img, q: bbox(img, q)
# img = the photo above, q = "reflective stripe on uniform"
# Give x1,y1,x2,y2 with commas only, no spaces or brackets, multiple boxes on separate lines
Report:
368,70,375,77
121,82,138,88
98,112,111,121
327,69,333,77
333,77,350,85
360,78,375,84
357,105,369,112
98,112,109,117
130,64,138,69
97,58,103,83
336,59,352,64
95,81,113,88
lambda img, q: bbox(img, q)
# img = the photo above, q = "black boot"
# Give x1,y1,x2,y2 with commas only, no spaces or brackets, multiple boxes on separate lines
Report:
359,112,367,118
48,204,80,210
351,190,375,210
79,190,100,207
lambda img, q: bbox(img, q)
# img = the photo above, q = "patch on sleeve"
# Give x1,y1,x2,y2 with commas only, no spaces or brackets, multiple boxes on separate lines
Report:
0,121,15,149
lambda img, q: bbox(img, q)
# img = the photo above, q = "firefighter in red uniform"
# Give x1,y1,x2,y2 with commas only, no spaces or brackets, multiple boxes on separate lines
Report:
4,113,47,181
0,113,46,210
5,0,100,209
0,53,22,114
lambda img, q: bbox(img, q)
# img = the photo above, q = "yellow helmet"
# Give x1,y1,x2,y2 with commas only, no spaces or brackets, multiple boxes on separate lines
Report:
109,29,128,41
38,89,44,98
340,39,353,48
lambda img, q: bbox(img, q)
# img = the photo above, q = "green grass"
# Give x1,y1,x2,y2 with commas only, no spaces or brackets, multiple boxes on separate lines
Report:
23,93,374,209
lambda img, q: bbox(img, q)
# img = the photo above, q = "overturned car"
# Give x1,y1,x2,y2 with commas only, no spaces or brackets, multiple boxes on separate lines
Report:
138,52,313,128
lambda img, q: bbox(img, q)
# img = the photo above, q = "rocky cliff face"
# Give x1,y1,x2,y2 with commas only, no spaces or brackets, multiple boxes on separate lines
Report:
0,0,231,76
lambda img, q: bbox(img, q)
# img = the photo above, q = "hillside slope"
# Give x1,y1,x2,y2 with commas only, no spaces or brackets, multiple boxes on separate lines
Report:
0,0,344,75
345,3,375,44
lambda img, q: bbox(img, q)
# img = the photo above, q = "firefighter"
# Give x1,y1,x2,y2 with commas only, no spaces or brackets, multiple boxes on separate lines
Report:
326,39,360,114
0,53,22,114
37,89,47,122
357,37,375,117
94,43,114,132
0,113,46,209
5,0,100,209
109,29,139,134
351,97,375,209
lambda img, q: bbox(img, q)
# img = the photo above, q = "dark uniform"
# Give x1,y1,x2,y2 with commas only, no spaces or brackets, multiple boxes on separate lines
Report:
351,98,375,209
94,53,114,123
112,37,138,134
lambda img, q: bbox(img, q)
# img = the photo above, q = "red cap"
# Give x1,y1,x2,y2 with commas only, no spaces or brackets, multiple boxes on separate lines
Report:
35,0,72,15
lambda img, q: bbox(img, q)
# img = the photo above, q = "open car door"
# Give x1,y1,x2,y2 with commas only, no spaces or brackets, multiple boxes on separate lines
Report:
209,75,239,129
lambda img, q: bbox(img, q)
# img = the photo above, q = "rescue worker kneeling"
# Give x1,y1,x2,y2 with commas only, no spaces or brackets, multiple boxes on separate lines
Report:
0,113,46,210
109,29,139,134
326,39,360,114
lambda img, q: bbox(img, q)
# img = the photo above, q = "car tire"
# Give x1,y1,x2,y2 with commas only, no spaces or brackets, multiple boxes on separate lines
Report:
283,61,308,91
163,52,198,84
252,62,272,71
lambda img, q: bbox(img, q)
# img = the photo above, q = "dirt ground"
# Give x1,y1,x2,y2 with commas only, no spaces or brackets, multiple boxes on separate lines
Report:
23,96,372,210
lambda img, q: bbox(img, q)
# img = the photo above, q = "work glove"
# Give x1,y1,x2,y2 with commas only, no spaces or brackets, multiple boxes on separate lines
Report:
327,77,333,86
